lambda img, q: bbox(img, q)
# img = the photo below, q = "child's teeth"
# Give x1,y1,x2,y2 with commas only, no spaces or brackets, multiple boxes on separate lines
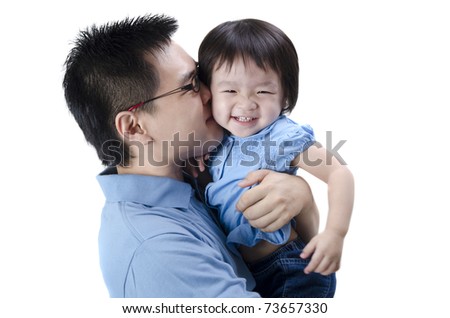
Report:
237,116,252,122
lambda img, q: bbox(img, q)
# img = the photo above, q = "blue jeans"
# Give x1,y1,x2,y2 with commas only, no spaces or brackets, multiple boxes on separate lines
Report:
247,237,336,298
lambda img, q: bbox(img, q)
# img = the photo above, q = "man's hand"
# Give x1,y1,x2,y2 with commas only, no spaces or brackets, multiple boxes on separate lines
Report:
236,170,316,232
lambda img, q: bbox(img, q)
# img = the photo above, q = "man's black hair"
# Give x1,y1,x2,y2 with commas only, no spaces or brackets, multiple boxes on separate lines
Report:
63,14,178,166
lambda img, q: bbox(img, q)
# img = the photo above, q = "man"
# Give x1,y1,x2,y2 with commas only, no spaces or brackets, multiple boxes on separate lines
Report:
63,14,319,297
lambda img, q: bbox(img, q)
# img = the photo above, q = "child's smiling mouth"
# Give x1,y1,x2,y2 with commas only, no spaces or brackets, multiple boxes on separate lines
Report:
233,116,256,122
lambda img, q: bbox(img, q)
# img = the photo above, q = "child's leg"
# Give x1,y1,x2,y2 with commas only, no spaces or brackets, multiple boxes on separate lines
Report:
294,200,320,243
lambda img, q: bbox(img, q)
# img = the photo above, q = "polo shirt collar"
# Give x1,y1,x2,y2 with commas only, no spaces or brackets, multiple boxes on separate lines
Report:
96,167,192,209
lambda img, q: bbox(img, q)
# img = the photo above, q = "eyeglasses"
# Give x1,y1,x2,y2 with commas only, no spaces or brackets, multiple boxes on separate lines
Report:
128,65,201,112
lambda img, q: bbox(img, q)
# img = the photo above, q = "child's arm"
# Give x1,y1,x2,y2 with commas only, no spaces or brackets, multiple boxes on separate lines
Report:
292,142,354,275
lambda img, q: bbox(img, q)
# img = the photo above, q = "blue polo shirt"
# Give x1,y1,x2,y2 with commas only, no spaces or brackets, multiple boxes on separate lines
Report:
97,168,258,298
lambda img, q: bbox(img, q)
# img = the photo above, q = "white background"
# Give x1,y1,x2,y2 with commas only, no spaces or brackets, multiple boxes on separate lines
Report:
1,0,449,316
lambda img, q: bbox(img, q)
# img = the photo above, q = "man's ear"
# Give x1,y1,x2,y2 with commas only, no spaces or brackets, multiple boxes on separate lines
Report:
115,111,153,143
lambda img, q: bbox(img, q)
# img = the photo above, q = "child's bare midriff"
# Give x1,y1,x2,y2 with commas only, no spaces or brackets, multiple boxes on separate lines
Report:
238,225,298,263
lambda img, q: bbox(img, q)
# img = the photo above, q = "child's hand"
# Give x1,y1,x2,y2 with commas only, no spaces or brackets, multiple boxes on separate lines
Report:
300,230,344,275
184,154,209,178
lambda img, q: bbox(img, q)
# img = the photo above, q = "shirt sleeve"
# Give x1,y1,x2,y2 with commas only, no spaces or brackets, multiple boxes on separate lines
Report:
125,232,260,298
263,119,315,173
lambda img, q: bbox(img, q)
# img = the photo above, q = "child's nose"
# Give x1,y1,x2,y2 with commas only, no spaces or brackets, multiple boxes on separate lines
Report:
236,95,257,110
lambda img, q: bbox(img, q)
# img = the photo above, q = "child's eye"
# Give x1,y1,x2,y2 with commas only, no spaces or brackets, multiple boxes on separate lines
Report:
223,89,237,93
257,90,273,94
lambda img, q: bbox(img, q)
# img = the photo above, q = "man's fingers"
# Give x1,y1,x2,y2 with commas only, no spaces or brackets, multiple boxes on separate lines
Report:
236,185,266,212
237,169,271,188
261,218,292,233
248,213,278,231
244,204,284,230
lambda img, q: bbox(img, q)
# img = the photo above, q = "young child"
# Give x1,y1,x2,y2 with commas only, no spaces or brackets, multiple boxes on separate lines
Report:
198,19,354,298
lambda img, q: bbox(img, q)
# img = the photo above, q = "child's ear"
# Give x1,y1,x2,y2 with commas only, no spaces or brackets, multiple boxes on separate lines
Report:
281,99,290,113
115,111,153,143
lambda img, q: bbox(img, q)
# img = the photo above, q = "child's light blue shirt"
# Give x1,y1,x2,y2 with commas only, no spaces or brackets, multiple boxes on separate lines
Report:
206,115,315,248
